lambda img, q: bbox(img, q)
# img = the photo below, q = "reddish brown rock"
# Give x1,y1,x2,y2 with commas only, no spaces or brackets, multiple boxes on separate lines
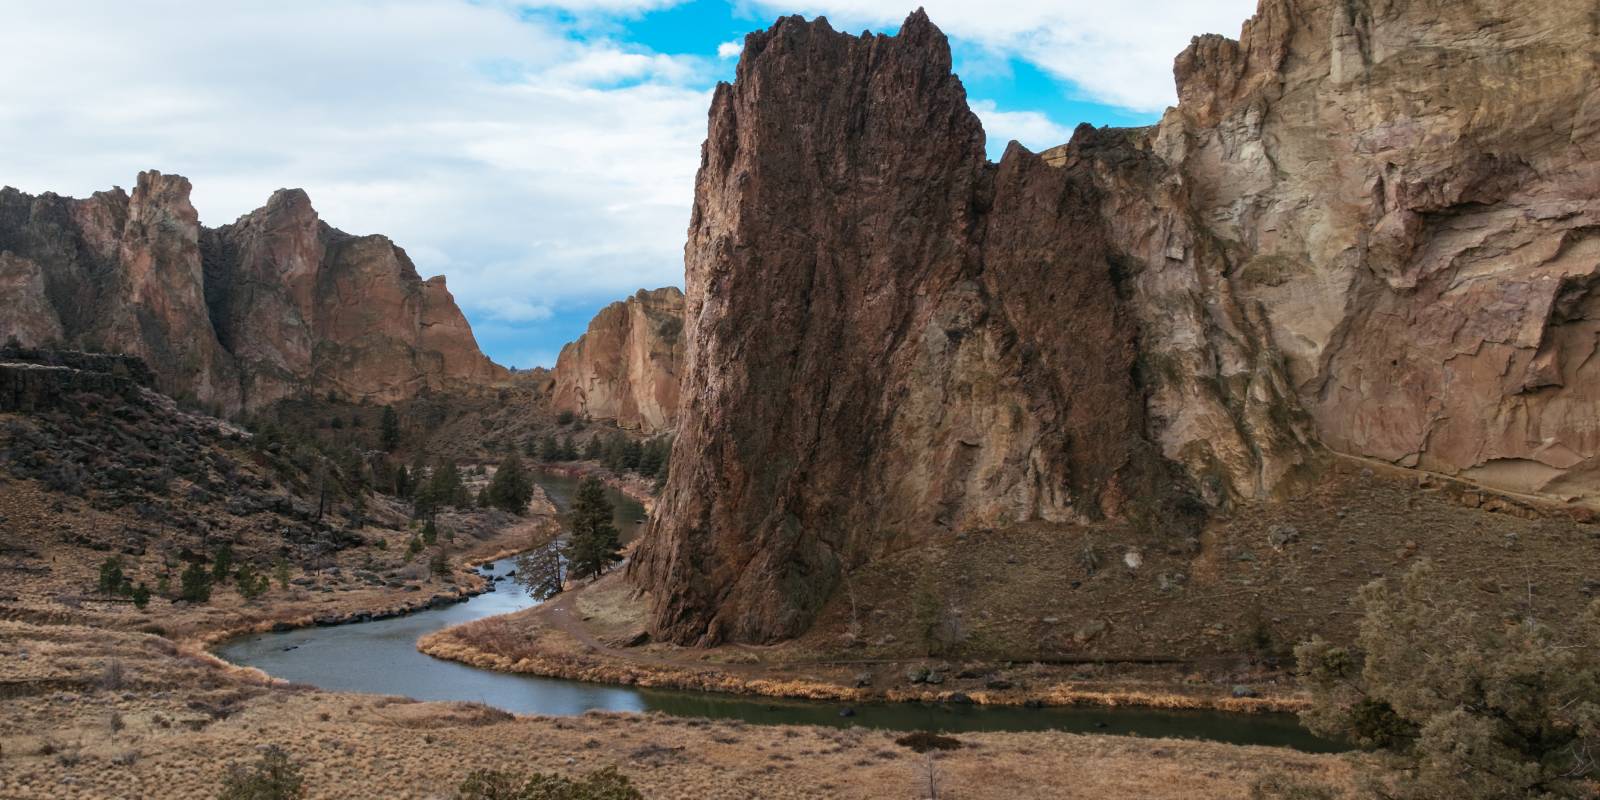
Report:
0,172,240,409
0,172,506,411
206,190,508,406
630,12,1290,645
634,1,1596,644
550,287,684,433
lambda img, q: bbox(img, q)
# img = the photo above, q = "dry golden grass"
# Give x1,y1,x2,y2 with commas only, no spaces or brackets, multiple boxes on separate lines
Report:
1,620,1359,800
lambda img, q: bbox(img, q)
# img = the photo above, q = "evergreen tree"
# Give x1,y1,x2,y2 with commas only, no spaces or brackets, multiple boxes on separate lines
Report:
422,517,438,545
486,454,534,514
274,557,292,589
559,435,579,461
212,544,235,584
131,583,151,609
179,561,212,603
380,405,401,451
430,551,450,579
638,440,662,477
515,541,565,600
562,477,620,581
98,556,126,597
621,439,643,472
538,435,560,462
393,464,411,498
236,564,269,601
417,460,466,514
583,436,603,461
601,434,626,471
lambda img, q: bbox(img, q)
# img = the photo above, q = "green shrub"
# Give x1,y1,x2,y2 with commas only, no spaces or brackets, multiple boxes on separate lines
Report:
179,562,212,603
456,766,640,800
1297,561,1599,799
219,746,305,799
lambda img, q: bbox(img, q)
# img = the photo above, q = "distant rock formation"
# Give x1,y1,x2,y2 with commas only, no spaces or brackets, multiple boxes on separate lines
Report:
550,287,684,433
0,172,507,411
632,2,1600,644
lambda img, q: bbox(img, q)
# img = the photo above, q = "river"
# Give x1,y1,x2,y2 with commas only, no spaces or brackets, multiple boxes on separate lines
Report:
215,471,1341,753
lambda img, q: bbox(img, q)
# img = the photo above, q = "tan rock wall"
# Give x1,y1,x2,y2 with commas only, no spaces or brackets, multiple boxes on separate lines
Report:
550,287,684,433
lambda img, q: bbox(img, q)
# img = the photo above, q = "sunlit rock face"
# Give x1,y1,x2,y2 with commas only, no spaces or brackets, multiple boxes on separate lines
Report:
0,172,506,411
633,0,1600,645
550,287,685,433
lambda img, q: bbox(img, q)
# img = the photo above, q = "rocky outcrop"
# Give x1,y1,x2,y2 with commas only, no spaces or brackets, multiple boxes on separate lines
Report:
0,172,507,411
550,287,684,433
633,3,1600,644
1157,0,1600,500
204,189,507,407
0,173,240,408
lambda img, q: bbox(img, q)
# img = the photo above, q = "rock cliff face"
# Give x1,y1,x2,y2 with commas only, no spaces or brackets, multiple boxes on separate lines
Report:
0,172,506,411
1158,0,1600,500
550,287,685,433
633,2,1600,644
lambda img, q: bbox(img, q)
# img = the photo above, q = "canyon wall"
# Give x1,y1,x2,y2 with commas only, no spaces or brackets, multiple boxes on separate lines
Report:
550,287,685,433
633,1,1600,644
0,172,507,411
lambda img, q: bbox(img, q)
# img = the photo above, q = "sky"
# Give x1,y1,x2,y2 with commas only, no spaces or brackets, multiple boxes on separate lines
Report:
0,0,1256,368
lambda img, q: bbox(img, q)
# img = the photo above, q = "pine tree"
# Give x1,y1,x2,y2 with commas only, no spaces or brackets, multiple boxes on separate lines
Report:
212,544,235,584
380,405,401,451
422,517,438,545
417,460,466,514
638,440,662,477
515,541,565,600
601,434,626,471
559,436,579,461
131,583,151,609
236,564,269,601
179,561,212,603
487,454,533,514
538,435,560,462
621,439,643,472
98,556,126,597
562,477,620,581
583,436,603,461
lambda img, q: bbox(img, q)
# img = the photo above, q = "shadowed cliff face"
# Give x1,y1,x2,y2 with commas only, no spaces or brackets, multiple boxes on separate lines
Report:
628,11,1287,645
551,287,685,433
0,172,507,411
633,0,1599,645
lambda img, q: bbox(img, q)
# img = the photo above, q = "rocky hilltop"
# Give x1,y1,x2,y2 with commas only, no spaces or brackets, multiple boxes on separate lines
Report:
0,172,507,412
550,287,685,433
632,2,1600,644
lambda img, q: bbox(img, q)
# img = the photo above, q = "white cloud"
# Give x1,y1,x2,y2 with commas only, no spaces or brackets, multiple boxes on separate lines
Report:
717,40,744,59
745,1,1258,111
969,100,1074,152
0,0,706,349
479,297,555,323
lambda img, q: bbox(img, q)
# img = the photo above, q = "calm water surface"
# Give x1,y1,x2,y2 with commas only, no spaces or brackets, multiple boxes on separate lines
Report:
216,474,1342,753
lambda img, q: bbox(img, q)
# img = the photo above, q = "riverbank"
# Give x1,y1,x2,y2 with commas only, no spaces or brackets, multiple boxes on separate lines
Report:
0,619,1360,799
531,459,658,514
419,568,1306,715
